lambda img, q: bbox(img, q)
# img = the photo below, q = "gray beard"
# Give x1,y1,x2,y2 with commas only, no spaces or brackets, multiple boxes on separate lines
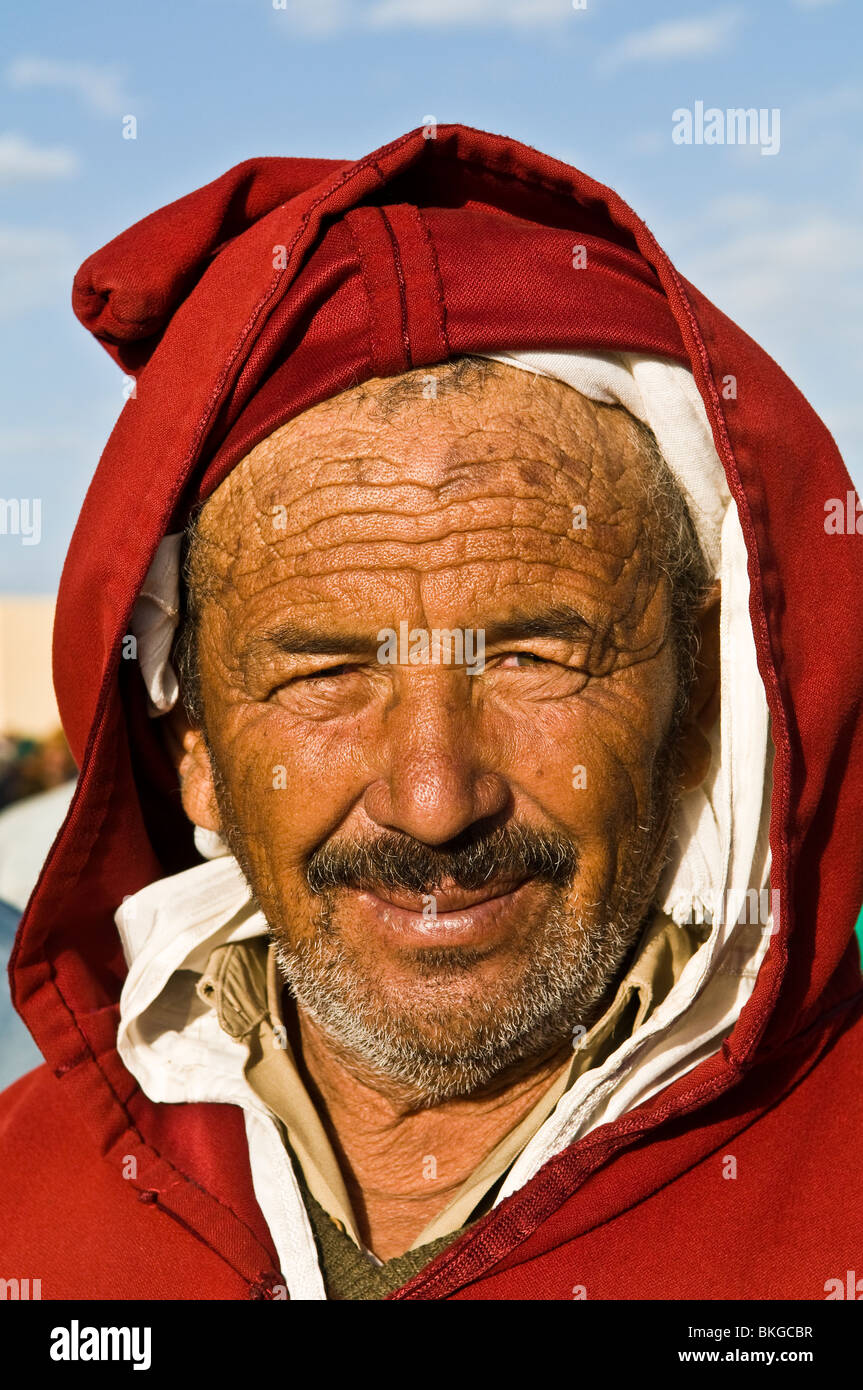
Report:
273,899,637,1106
271,830,662,1106
210,733,681,1107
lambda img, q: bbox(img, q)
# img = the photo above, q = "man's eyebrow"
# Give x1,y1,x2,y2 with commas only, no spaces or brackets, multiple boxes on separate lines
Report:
247,624,377,659
244,607,595,662
483,606,595,644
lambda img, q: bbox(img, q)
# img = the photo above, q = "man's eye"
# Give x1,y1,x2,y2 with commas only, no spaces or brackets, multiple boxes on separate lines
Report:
301,664,353,681
497,652,549,668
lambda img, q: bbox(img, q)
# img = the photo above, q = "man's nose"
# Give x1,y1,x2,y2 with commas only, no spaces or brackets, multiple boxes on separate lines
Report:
362,674,508,845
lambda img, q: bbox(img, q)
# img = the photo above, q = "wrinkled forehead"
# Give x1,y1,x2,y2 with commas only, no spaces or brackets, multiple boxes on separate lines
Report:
193,364,657,581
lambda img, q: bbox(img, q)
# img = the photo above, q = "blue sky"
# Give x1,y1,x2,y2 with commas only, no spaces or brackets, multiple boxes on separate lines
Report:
1,0,861,591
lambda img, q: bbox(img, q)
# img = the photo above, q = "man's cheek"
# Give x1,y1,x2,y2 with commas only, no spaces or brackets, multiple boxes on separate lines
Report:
558,751,640,895
571,682,674,801
500,695,646,819
218,709,362,856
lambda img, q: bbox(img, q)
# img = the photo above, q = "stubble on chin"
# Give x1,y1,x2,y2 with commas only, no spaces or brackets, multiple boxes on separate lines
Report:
205,733,682,1106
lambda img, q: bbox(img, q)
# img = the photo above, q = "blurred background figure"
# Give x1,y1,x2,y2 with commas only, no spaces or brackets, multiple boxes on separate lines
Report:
0,595,76,1085
0,728,76,811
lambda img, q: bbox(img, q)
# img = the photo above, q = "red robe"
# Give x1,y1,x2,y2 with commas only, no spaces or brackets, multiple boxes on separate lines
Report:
2,124,861,1300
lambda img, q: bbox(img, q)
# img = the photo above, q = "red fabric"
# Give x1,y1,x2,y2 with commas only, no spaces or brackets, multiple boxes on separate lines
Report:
2,123,861,1300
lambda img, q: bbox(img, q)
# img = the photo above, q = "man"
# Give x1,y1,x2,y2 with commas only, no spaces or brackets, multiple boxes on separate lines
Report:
1,124,861,1300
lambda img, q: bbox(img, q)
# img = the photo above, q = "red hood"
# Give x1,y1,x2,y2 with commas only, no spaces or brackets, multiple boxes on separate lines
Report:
11,123,862,1160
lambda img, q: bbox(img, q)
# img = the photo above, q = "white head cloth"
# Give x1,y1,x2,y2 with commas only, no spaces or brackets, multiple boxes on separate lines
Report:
118,351,774,1293
129,349,771,930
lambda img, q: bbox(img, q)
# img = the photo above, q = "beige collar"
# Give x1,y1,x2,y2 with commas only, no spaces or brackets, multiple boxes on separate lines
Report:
196,910,702,1254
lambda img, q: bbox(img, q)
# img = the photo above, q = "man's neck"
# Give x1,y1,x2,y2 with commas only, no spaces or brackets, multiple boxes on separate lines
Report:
289,1007,571,1261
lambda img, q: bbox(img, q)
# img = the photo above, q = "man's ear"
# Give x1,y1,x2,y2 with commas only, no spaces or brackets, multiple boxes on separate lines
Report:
161,703,222,833
677,580,721,793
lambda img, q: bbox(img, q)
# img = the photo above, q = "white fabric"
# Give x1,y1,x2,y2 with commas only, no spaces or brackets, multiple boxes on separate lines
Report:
0,780,76,910
485,351,729,571
131,532,181,715
116,348,774,1294
115,858,326,1299
481,350,766,936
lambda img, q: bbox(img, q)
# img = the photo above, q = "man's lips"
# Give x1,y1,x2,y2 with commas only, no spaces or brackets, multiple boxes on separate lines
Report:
366,876,527,913
344,876,546,950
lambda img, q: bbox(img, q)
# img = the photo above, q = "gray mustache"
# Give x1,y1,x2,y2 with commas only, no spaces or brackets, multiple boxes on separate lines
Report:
305,823,578,897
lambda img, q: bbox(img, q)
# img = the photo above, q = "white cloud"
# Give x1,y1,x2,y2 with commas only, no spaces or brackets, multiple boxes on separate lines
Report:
367,0,566,28
6,57,130,117
791,82,863,121
678,200,863,482
0,133,79,185
600,10,742,73
0,225,77,318
674,199,863,399
626,129,665,156
272,0,351,37
0,225,75,261
682,200,863,312
274,0,571,35
0,426,92,455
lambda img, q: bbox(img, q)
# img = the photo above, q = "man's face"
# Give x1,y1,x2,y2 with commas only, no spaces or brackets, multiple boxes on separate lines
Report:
184,364,689,1102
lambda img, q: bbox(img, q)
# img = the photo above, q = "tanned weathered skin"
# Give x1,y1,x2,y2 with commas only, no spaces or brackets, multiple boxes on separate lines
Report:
172,363,715,1258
